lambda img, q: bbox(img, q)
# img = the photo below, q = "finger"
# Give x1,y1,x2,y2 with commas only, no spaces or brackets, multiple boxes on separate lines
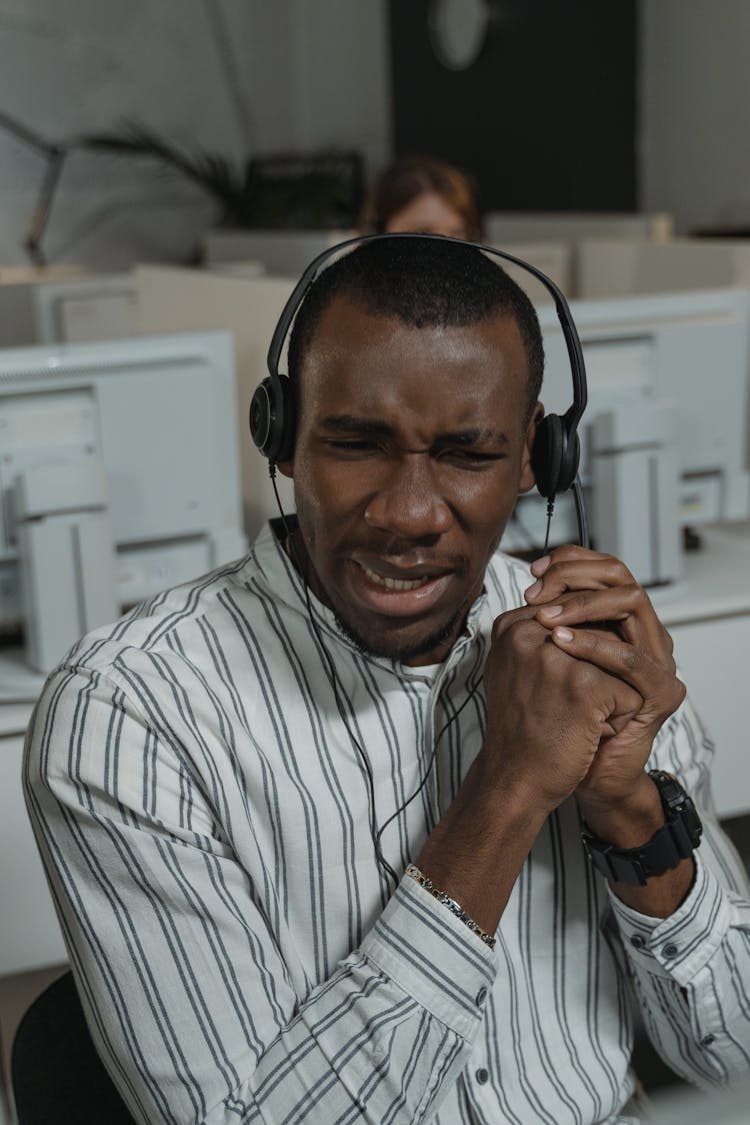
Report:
524,555,636,606
533,585,668,653
530,545,609,578
491,603,543,639
549,623,682,706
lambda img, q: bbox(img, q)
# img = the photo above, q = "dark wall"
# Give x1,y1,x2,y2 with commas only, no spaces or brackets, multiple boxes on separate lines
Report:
388,0,637,213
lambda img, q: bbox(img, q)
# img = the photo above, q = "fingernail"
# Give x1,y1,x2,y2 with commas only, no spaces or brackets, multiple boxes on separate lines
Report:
531,555,551,576
538,604,563,619
524,580,543,600
553,626,574,642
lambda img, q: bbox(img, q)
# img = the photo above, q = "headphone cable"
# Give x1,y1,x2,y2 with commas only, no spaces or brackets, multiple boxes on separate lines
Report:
270,466,399,891
269,467,490,894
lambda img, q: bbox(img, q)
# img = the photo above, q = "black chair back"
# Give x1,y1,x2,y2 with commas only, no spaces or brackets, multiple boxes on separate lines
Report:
11,970,134,1124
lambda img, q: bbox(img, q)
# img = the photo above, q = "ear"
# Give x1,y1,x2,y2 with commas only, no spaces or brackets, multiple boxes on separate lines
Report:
275,459,294,479
518,402,543,494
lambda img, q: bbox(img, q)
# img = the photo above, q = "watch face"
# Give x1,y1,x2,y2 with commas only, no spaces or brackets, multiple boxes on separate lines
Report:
428,0,490,71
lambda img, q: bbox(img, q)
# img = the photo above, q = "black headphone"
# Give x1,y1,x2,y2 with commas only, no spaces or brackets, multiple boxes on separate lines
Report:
250,234,589,886
250,232,588,509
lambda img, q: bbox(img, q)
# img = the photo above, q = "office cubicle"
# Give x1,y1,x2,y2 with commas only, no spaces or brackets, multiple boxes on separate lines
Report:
135,265,296,540
0,266,86,347
577,236,750,298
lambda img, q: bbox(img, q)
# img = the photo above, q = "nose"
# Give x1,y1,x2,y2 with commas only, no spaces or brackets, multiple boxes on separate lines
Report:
363,453,452,539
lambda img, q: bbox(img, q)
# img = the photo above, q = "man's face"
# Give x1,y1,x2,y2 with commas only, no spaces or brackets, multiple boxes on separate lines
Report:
279,295,539,665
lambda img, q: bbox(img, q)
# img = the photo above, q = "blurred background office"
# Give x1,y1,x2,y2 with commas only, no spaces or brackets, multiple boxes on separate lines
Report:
3,0,750,273
2,2,750,1121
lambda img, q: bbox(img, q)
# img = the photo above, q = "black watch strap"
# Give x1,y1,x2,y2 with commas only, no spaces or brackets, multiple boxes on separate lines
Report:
582,770,703,886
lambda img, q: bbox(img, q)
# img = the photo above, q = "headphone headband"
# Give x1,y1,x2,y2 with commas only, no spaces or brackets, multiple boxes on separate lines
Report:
252,232,589,537
267,233,586,431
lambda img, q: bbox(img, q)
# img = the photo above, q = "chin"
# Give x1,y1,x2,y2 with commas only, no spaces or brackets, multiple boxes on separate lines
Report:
333,607,465,665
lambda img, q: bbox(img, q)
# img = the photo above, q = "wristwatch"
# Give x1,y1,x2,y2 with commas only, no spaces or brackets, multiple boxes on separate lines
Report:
582,770,703,886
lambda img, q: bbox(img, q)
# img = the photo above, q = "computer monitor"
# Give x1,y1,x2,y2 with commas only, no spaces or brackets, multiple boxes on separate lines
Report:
506,287,750,565
134,265,297,541
202,228,357,277
0,331,247,682
33,272,138,344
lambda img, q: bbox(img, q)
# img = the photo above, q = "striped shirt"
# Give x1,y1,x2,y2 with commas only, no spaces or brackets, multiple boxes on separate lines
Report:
24,522,750,1125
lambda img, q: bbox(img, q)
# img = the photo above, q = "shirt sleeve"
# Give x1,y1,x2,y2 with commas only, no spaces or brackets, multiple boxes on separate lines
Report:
23,663,495,1125
607,697,750,1087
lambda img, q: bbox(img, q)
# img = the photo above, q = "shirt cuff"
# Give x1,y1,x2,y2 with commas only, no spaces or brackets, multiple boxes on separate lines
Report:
608,852,732,985
360,875,496,1041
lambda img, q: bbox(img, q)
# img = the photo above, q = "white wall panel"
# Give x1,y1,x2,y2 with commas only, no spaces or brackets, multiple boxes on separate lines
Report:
0,1,390,269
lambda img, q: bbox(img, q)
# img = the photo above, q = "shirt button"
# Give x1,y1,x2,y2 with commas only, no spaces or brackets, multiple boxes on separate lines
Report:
701,1034,716,1047
662,943,679,958
630,934,646,950
475,1067,489,1085
476,987,487,1006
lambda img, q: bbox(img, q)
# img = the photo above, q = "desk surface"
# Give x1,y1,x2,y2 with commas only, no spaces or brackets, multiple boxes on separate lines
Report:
1,522,749,730
0,702,33,737
0,648,41,734
651,522,750,626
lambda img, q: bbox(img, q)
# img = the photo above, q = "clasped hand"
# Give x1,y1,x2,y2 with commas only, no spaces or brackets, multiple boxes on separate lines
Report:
482,546,686,818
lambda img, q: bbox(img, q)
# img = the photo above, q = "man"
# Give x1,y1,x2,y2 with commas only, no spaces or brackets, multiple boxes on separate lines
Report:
25,238,750,1124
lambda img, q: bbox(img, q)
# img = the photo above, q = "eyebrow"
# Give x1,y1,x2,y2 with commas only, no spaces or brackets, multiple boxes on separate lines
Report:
318,414,510,446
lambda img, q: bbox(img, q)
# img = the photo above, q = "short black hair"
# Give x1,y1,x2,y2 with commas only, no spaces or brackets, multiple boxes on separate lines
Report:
287,235,544,422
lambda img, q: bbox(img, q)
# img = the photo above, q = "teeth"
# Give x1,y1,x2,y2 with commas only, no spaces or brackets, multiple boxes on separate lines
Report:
360,563,430,591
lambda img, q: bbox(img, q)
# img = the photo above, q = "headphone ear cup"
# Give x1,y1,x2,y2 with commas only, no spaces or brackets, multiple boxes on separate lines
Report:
557,428,580,495
531,414,582,499
531,414,564,500
249,374,296,463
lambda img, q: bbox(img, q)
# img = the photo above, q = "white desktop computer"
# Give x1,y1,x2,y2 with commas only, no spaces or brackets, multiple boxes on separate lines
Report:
0,331,247,685
507,287,750,587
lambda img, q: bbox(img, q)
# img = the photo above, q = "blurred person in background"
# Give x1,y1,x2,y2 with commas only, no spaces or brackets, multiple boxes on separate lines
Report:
360,154,482,240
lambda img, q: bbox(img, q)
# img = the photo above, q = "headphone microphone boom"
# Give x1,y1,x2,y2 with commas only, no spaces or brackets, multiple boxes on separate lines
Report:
249,232,590,547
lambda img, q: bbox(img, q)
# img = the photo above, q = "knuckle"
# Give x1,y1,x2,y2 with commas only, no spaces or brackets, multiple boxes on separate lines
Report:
494,613,540,654
571,660,600,692
493,606,534,637
609,556,634,583
549,545,575,562
627,583,648,609
492,614,515,641
510,619,543,652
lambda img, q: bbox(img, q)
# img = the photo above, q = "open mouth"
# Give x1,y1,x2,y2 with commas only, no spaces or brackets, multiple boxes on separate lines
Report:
347,558,454,618
358,562,434,591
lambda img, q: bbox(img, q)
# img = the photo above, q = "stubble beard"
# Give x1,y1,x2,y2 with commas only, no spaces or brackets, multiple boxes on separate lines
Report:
332,603,469,664
288,523,472,664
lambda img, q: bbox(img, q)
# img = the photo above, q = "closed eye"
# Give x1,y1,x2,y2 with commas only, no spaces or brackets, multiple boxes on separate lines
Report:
325,438,382,454
324,440,505,463
438,448,505,466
